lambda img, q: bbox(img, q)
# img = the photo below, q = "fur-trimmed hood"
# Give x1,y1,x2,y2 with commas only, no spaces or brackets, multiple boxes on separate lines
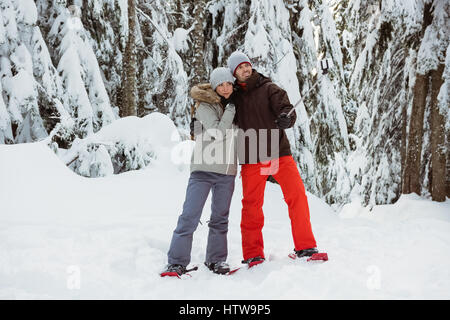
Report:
190,83,221,105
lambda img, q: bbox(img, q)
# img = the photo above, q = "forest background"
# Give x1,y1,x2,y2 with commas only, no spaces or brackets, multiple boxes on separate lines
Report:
0,0,448,208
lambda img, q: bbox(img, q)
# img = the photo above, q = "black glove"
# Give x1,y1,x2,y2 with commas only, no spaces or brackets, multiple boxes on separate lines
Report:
275,112,291,129
190,117,195,138
190,117,203,139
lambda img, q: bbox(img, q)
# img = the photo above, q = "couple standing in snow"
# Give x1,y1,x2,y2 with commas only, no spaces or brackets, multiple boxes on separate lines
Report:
162,51,318,276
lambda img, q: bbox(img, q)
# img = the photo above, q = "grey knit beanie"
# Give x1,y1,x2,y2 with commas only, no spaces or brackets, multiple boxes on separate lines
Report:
209,67,234,90
227,51,252,76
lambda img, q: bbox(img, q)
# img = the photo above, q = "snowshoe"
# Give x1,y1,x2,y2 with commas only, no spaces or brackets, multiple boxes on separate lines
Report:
160,264,198,278
288,248,328,262
294,247,319,258
222,257,265,276
241,256,265,268
204,261,231,275
226,267,241,275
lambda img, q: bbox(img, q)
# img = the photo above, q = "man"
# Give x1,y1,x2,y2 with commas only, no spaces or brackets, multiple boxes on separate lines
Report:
227,51,318,265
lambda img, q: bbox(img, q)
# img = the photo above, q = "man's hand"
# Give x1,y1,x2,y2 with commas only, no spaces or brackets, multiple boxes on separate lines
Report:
275,112,291,129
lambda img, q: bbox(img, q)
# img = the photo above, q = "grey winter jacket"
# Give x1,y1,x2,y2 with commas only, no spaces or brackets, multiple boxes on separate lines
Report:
189,84,238,176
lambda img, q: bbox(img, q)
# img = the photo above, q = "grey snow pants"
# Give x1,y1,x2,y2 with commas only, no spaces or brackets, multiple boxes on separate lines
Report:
167,170,235,266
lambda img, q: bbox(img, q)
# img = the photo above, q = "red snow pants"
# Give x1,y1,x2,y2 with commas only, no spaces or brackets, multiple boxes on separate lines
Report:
240,155,317,260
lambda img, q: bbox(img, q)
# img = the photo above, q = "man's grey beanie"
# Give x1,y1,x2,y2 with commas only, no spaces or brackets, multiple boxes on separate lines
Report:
227,51,252,76
210,67,234,90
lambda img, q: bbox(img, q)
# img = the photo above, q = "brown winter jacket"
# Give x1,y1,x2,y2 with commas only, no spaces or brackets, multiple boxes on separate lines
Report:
233,70,296,164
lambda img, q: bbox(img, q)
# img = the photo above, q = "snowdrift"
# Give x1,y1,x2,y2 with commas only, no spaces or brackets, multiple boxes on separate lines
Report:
61,113,188,177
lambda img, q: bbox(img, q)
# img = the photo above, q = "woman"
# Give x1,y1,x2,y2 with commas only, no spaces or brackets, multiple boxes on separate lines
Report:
161,67,237,276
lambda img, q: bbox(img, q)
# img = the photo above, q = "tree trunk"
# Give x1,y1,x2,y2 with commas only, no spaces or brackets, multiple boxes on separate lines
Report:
402,72,430,195
191,0,207,85
120,0,137,117
401,93,407,187
429,63,446,201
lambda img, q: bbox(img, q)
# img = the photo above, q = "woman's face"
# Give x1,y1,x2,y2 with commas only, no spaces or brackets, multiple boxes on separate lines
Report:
216,82,233,99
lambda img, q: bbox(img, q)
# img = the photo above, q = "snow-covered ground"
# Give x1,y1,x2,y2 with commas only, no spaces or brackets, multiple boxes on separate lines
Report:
0,115,449,300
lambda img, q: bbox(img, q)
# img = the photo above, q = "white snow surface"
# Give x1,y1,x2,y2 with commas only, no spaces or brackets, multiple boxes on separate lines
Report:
0,115,449,300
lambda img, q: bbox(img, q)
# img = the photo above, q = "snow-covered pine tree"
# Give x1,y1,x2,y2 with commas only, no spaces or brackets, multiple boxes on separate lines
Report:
135,0,189,127
406,0,449,201
286,0,318,194
0,79,13,144
402,0,449,201
206,0,250,69
44,1,116,141
0,0,49,143
344,0,425,206
403,1,435,196
436,45,450,200
76,0,126,118
295,0,351,205
120,0,138,117
191,0,207,84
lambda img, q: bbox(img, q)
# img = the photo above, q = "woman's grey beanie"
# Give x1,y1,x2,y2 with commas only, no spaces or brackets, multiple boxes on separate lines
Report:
210,67,234,90
227,51,252,76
